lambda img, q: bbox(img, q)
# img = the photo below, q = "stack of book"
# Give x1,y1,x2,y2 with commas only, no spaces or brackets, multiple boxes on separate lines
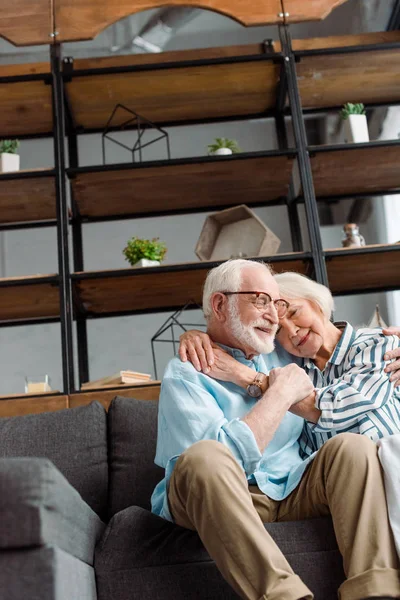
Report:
81,370,152,390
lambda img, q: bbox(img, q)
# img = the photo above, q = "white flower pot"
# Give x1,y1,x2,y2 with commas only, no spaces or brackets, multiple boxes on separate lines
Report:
133,259,161,268
342,114,369,144
213,148,233,156
0,152,20,173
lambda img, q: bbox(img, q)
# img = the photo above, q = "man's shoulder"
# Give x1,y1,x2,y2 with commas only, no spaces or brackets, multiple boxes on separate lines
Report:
163,356,201,383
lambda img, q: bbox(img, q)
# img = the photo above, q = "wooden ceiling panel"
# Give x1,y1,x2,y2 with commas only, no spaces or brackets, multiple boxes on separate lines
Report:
0,0,52,46
54,0,283,43
282,0,348,23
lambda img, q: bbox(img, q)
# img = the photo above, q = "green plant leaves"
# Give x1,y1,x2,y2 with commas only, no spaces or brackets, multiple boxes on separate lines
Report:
123,236,167,265
0,139,19,154
340,102,366,119
207,137,241,154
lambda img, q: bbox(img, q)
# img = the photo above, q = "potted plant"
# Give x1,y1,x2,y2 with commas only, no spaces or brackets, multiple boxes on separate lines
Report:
208,137,241,156
340,103,369,144
0,139,20,173
123,236,167,268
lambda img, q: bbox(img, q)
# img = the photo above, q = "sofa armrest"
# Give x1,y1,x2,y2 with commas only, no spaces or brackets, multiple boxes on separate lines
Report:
0,457,105,566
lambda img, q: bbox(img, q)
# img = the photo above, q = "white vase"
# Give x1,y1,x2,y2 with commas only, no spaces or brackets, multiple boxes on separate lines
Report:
213,148,233,156
342,114,369,144
133,259,161,268
0,153,20,173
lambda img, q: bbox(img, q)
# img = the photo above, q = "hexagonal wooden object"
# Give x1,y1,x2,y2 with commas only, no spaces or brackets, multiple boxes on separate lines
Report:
195,204,281,262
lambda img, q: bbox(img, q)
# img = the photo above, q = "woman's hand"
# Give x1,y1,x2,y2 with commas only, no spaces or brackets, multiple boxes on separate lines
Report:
179,329,256,388
179,329,215,373
207,347,255,387
382,326,400,386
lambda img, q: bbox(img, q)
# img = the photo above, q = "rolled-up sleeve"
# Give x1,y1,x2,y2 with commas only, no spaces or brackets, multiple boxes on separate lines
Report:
155,376,262,477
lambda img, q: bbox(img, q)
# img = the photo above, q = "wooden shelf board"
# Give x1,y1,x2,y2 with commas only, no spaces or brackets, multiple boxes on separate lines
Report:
296,32,400,109
73,254,312,316
326,244,400,294
0,274,59,322
0,70,53,136
310,143,400,197
70,154,295,219
0,171,56,224
65,46,280,129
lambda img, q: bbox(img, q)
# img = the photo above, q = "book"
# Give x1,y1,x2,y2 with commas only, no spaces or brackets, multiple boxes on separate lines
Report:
81,370,152,390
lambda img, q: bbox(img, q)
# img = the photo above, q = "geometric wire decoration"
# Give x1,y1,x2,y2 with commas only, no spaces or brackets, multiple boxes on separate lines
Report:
151,302,206,379
102,103,171,164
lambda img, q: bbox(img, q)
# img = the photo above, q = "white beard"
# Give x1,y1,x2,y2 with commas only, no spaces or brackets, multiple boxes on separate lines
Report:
227,299,277,355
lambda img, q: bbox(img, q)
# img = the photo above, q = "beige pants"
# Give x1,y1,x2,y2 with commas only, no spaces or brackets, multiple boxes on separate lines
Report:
168,433,400,600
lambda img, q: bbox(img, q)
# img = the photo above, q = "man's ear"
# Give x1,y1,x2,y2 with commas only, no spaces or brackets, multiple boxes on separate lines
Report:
210,292,228,322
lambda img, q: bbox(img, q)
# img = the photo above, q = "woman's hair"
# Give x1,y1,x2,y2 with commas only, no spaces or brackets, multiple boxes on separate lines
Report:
274,272,334,319
202,259,273,320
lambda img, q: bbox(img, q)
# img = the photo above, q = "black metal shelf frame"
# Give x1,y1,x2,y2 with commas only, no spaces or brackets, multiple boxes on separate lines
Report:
1,27,400,393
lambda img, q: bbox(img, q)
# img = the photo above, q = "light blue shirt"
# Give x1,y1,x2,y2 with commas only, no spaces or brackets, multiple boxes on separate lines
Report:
151,343,316,522
299,322,400,456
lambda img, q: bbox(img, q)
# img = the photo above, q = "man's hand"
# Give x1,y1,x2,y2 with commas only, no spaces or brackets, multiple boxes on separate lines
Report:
382,327,400,386
268,364,314,406
179,330,215,372
289,391,322,423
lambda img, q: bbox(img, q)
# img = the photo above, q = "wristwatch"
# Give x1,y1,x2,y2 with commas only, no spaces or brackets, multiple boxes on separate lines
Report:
247,372,268,398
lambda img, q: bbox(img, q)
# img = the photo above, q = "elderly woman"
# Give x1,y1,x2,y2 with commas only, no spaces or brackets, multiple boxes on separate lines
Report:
179,272,400,450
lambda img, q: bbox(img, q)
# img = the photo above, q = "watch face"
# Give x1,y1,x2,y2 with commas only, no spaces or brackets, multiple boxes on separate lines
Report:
248,383,262,398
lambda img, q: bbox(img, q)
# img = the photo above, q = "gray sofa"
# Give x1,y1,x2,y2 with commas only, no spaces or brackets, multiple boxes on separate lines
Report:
0,397,345,600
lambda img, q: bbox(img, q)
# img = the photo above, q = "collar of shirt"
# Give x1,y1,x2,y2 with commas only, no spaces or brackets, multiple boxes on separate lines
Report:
216,343,264,370
303,321,354,370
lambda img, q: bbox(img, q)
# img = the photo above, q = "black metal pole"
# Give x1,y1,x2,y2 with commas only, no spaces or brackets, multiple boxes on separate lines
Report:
64,75,90,388
274,112,303,252
279,25,328,285
50,43,75,393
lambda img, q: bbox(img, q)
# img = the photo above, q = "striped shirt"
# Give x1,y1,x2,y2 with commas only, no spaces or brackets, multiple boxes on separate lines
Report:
299,321,400,458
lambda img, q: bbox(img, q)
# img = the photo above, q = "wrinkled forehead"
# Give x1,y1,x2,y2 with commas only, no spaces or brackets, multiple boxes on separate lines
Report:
240,266,279,296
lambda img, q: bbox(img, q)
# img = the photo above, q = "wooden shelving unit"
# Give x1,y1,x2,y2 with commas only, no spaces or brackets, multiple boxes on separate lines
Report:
0,27,399,396
69,152,296,219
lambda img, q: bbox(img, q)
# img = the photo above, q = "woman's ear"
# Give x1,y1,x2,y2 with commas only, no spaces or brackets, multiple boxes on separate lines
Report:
210,292,228,322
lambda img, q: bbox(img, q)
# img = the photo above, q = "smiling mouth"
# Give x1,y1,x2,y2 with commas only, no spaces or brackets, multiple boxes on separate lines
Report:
256,327,272,335
297,333,310,347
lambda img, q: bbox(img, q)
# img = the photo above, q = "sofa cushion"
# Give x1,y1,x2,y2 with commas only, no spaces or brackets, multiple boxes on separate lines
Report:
0,457,105,565
95,506,344,600
0,401,108,518
108,397,163,518
0,546,97,600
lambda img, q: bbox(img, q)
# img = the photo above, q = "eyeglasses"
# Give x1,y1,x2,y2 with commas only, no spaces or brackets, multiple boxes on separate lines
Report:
222,291,289,318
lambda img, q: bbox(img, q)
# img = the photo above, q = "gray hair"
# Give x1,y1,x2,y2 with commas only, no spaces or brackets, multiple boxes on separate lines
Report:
203,259,273,320
274,272,334,319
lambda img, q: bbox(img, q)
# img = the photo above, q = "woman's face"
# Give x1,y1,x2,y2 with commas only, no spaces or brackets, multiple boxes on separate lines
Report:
276,297,327,359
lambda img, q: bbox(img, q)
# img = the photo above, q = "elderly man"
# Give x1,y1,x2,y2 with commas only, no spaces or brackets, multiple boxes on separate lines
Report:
151,259,400,600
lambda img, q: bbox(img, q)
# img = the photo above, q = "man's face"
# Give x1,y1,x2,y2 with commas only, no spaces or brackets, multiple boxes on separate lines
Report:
225,267,280,356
